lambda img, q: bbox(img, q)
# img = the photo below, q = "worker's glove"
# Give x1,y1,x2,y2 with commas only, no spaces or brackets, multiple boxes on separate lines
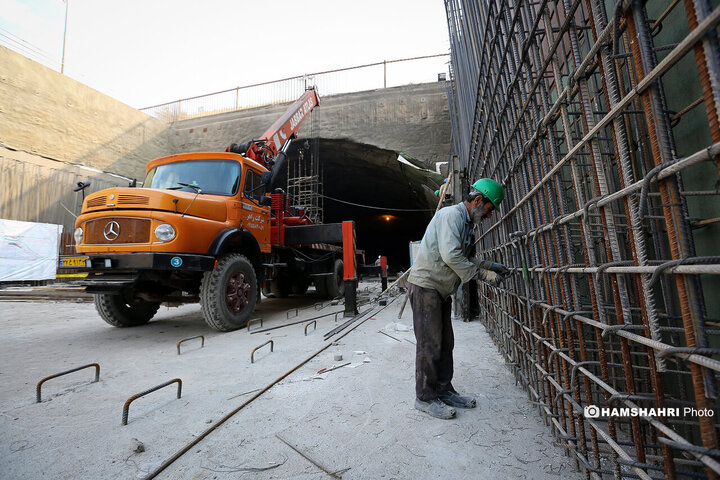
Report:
488,263,511,278
476,268,502,287
476,260,511,279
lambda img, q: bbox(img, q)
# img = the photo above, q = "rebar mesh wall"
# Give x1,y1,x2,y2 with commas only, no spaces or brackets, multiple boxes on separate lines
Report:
445,0,720,478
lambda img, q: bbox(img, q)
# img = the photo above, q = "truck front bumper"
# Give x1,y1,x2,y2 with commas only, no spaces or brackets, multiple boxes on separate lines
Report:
69,253,215,294
83,253,215,272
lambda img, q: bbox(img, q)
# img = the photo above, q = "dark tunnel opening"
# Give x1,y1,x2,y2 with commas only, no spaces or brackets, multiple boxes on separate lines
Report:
277,138,442,272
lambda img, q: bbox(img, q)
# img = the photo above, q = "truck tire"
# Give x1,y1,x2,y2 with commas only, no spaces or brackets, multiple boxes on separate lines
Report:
200,253,257,331
94,293,160,327
325,259,345,299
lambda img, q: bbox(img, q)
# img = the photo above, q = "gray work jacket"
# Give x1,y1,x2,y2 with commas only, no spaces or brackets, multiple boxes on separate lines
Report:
408,202,478,298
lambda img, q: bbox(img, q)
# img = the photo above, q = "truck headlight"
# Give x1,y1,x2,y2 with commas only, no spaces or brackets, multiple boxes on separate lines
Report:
74,227,83,244
154,224,176,242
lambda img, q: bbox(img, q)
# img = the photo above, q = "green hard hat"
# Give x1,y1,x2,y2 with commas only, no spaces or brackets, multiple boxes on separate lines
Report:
471,178,505,208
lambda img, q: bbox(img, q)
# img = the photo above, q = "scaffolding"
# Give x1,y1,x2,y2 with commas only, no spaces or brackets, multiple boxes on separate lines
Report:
287,113,323,224
445,0,720,478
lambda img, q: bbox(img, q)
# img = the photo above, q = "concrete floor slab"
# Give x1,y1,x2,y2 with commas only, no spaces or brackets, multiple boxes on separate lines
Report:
0,285,581,479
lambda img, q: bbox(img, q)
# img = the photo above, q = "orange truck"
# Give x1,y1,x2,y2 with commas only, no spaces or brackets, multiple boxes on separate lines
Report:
65,88,364,331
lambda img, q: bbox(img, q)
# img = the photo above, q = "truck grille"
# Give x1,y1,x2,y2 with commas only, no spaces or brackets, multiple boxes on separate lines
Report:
83,218,151,244
118,194,149,205
86,196,107,208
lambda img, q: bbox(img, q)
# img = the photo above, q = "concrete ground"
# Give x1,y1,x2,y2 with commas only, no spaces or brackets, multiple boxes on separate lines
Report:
0,283,582,479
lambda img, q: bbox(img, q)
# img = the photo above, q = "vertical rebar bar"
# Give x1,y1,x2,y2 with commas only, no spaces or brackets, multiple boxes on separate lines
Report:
445,0,720,477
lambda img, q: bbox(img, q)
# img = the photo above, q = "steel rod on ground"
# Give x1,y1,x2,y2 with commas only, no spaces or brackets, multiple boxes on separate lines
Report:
143,294,395,479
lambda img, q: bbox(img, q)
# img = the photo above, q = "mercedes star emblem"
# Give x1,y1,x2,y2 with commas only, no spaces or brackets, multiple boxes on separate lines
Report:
103,221,120,241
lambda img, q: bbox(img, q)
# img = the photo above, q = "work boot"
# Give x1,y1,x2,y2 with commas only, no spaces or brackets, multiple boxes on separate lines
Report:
438,390,477,408
414,398,457,419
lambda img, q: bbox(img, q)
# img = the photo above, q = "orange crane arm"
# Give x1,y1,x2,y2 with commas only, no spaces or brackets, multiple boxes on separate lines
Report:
226,87,321,168
259,87,320,157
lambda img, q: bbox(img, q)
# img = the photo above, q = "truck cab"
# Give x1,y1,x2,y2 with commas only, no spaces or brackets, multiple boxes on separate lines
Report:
74,152,271,331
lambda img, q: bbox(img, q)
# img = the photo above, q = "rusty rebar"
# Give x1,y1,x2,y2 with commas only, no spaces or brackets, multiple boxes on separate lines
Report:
122,379,182,426
36,363,100,403
446,0,720,477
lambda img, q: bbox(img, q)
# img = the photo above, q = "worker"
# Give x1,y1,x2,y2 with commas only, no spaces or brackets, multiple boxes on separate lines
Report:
408,178,509,419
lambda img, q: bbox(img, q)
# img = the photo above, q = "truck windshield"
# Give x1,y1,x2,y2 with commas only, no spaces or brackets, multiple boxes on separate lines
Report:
144,160,241,196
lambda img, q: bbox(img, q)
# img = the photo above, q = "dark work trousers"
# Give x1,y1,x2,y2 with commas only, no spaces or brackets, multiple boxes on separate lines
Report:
408,282,455,401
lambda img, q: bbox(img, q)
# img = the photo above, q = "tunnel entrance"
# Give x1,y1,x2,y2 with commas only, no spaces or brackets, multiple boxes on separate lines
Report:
278,138,442,272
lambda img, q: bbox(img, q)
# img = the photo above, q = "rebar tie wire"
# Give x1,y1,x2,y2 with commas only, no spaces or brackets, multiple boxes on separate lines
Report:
600,323,646,338
551,215,566,232
542,305,562,326
528,299,548,310
581,196,602,231
547,348,570,365
595,260,635,286
638,158,683,217
561,310,593,328
648,256,720,287
570,361,601,393
553,264,585,281
539,265,557,282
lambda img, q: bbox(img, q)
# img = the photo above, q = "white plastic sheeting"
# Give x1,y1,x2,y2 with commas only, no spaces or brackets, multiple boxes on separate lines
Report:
0,219,63,281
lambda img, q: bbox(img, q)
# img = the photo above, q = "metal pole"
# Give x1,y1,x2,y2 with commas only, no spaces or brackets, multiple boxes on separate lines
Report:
60,0,69,74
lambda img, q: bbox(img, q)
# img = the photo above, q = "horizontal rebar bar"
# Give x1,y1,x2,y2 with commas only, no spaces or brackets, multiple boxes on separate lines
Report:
446,0,720,477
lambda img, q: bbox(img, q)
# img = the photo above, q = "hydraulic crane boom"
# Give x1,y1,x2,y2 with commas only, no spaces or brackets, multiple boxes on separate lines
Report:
226,87,321,170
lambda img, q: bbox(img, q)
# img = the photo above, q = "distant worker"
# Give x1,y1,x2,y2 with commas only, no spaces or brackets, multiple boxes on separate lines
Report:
408,178,509,419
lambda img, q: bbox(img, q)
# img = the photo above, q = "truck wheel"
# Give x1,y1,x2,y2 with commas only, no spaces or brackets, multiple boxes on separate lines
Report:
200,253,257,331
270,276,291,297
94,293,160,327
325,259,345,299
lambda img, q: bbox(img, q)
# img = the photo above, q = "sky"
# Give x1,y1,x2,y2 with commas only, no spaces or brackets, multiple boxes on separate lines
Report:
0,0,451,109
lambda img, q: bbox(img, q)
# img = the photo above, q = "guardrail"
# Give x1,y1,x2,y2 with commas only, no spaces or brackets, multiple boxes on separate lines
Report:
140,54,449,123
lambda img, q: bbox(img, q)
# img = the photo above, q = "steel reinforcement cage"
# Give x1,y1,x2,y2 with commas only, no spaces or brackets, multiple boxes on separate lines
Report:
445,0,720,478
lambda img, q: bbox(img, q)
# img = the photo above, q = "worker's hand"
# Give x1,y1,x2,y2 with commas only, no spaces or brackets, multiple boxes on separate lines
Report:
488,263,511,278
476,269,502,287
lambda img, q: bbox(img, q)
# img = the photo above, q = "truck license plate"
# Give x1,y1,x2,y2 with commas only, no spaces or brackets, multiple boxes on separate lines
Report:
59,256,90,268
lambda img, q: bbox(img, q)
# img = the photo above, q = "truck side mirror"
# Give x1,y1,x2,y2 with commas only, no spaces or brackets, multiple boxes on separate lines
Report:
74,180,92,201
73,180,92,192
260,196,272,207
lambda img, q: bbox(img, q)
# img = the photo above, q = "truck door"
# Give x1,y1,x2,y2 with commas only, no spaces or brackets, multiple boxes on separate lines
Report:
241,168,270,251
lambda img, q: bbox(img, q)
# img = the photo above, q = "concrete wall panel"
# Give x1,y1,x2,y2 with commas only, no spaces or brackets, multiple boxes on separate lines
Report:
0,46,170,180
169,83,451,168
0,147,130,253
